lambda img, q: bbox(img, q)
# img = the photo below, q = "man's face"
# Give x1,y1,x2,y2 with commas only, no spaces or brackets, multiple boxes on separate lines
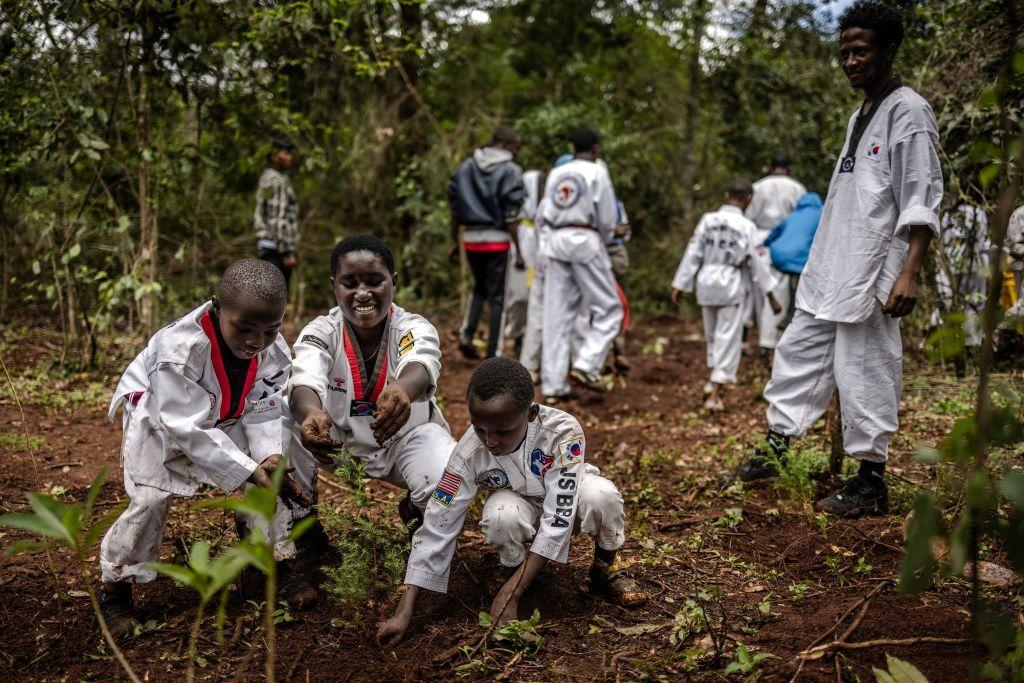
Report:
214,296,285,360
272,148,294,170
331,250,396,333
468,393,538,456
839,27,891,90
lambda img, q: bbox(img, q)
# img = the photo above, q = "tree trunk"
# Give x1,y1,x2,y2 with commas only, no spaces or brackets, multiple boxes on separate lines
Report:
679,0,709,225
137,11,158,335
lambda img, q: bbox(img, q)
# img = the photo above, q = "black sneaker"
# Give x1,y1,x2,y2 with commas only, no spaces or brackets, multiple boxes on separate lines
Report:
397,492,423,539
294,514,331,558
815,475,889,517
458,339,480,360
736,431,790,482
99,582,138,639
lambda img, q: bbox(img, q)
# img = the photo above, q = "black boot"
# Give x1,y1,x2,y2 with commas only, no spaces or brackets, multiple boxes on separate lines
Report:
99,581,138,639
737,431,790,482
816,474,888,517
397,492,424,539
278,559,318,610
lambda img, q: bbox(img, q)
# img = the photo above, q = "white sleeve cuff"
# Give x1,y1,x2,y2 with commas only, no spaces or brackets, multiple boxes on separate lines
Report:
529,536,571,564
895,205,940,239
404,567,449,593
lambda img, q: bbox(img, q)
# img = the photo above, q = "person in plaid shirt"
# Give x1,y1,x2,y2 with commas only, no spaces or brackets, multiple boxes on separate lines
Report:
254,139,300,290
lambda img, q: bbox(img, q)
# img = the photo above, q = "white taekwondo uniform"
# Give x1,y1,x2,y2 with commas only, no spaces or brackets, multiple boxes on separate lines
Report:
765,81,943,463
672,205,776,384
931,204,991,347
746,174,807,348
520,193,549,375
403,405,625,593
538,158,623,396
503,170,544,348
285,304,454,510
101,301,295,583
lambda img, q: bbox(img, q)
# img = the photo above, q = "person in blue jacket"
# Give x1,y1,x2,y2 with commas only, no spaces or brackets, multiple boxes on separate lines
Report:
762,192,823,325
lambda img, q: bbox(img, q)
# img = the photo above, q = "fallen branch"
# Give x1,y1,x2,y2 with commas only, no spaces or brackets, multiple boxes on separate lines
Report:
798,636,974,661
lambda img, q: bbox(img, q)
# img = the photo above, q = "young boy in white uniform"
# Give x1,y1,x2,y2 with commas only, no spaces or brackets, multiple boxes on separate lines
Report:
745,154,807,351
672,180,781,411
287,235,455,549
100,259,307,637
376,358,645,646
538,129,622,399
931,204,991,363
738,2,943,518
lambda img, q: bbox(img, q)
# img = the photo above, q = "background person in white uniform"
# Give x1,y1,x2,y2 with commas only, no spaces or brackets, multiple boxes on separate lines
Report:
745,154,806,352
538,129,622,399
672,180,781,412
737,1,943,519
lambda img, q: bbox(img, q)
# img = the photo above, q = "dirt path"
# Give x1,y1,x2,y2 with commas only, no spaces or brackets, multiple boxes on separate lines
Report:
0,314,991,681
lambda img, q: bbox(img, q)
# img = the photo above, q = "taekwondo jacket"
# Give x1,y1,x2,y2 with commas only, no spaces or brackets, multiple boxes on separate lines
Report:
404,405,592,593
672,205,777,307
746,174,807,238
796,84,942,323
539,158,618,264
108,301,291,496
286,305,449,477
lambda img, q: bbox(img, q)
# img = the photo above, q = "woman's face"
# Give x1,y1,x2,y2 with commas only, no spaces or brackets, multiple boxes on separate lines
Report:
331,250,396,332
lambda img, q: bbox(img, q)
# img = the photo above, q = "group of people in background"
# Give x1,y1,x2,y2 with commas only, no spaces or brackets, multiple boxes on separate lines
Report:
93,0,1024,653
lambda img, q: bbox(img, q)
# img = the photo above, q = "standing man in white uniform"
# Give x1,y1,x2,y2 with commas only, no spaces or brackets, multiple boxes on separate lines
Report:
539,129,622,399
737,1,943,518
745,154,807,351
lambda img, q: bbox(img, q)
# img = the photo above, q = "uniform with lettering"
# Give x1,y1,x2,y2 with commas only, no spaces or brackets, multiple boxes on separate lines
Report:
404,405,625,593
286,304,454,510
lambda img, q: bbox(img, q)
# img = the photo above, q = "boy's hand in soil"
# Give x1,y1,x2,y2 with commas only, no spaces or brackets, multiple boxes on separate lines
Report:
377,585,419,647
768,292,782,315
300,409,342,457
372,384,411,444
489,553,547,628
247,454,311,509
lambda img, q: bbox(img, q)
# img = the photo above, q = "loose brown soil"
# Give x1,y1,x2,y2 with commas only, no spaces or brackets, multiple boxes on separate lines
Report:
0,312,1003,681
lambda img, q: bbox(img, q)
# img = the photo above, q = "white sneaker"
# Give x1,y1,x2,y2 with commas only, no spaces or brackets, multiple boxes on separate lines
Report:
703,382,714,395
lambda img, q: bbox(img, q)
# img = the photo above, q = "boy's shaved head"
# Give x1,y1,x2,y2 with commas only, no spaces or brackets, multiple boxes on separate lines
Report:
218,258,288,309
467,357,535,411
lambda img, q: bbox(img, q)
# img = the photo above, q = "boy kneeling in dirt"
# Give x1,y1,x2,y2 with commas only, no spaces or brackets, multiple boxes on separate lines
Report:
376,357,646,647
284,234,457,604
100,259,309,637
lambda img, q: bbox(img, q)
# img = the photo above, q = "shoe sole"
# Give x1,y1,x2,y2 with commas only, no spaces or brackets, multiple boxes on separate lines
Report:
814,500,889,518
569,371,608,393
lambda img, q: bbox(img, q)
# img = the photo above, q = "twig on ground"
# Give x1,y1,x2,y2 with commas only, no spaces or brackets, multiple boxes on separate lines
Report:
798,636,974,660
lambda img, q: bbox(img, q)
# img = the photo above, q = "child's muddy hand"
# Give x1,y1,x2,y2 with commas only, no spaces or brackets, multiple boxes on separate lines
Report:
376,614,410,647
371,385,411,444
300,410,341,454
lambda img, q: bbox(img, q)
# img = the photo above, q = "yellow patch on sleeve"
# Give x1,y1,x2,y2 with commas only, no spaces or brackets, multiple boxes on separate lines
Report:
397,331,415,356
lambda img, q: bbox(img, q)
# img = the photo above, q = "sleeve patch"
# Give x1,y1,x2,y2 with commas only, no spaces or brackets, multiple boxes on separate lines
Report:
432,469,462,506
397,331,415,356
301,334,331,353
557,435,584,466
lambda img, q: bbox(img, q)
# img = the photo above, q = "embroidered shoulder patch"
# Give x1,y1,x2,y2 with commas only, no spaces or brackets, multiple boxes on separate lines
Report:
433,469,462,506
397,331,415,356
529,448,555,477
301,334,331,353
476,468,510,490
557,435,584,467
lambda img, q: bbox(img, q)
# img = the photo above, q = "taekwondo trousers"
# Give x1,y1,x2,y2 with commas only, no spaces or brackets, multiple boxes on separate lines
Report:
764,305,902,463
701,303,745,384
479,466,626,567
520,262,544,373
502,242,530,349
541,252,622,396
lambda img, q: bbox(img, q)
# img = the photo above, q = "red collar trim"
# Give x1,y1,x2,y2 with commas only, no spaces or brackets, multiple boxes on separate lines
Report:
200,310,260,421
341,310,392,403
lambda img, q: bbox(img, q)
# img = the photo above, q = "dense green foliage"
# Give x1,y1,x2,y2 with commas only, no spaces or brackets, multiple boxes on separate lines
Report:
0,0,1020,366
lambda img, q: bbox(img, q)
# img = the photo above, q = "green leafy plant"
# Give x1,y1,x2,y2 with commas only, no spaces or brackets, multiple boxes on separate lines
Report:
478,609,544,654
149,541,248,683
723,644,774,676
669,598,708,647
0,467,137,682
872,654,930,683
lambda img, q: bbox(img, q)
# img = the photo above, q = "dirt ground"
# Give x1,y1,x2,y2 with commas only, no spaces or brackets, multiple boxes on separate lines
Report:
0,312,1007,682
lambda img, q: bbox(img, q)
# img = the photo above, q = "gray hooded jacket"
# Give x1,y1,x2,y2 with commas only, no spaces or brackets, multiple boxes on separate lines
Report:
448,147,524,230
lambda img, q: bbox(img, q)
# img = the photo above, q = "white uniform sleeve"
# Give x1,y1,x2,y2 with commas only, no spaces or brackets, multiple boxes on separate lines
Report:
241,342,290,463
747,223,778,294
593,166,619,237
404,460,478,593
394,314,442,401
890,130,943,239
288,318,337,408
151,363,258,493
745,186,768,231
671,217,706,292
530,429,585,564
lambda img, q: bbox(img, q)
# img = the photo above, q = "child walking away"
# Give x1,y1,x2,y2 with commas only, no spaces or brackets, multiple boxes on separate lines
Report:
671,180,781,412
286,235,456,576
376,358,645,646
100,259,309,638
